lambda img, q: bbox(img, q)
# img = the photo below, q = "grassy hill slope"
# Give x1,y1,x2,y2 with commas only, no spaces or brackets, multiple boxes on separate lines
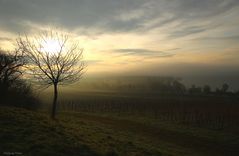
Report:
0,107,161,156
1,106,238,156
0,107,100,156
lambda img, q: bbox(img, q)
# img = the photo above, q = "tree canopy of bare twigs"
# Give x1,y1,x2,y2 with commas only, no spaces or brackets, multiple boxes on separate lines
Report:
17,31,85,119
0,49,26,93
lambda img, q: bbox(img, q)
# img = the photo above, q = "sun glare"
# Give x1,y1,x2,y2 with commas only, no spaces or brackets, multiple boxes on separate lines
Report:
40,39,62,54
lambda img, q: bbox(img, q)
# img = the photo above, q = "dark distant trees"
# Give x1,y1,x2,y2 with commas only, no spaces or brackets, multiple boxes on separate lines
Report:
188,83,232,96
172,80,186,94
17,31,85,119
148,77,186,95
215,83,230,95
235,90,239,96
188,85,202,94
221,83,229,93
203,85,211,94
87,77,236,96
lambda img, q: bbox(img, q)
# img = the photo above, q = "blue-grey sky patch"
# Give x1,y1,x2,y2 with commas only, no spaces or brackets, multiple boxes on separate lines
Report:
192,35,239,41
168,26,208,38
114,48,175,57
0,0,239,34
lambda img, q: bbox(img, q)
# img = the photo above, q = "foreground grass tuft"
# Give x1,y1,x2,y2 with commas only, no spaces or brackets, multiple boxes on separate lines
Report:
0,107,100,156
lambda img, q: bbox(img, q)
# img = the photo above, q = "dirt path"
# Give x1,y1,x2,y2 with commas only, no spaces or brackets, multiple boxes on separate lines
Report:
72,113,239,156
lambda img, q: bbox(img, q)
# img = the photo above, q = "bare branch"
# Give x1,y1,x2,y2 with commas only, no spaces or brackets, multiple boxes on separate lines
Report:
17,30,85,86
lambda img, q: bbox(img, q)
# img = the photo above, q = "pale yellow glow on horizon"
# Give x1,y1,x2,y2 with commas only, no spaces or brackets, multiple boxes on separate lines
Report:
1,25,239,76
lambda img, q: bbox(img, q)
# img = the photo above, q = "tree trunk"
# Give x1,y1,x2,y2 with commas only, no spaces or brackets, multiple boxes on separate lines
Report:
51,83,58,119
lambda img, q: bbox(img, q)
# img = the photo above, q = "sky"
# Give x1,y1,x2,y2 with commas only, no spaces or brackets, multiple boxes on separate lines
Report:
0,0,239,88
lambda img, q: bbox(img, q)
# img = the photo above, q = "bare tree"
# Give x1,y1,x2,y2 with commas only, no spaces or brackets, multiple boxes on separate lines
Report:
17,31,85,119
0,48,26,95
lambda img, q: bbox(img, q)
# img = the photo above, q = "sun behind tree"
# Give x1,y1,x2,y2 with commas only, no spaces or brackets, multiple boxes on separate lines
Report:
40,39,62,54
17,30,85,119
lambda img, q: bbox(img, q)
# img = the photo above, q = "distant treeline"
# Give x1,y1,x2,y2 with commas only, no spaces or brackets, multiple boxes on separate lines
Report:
83,77,237,96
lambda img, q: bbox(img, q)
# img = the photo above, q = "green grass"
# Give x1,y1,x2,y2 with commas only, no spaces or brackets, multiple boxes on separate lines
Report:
0,107,100,156
58,111,239,156
1,106,239,156
0,107,161,156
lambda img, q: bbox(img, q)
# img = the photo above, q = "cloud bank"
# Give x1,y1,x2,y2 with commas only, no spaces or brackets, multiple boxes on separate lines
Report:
0,0,239,84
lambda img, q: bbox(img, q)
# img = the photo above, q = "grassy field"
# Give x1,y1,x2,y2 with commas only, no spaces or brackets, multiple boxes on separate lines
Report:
1,106,239,156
